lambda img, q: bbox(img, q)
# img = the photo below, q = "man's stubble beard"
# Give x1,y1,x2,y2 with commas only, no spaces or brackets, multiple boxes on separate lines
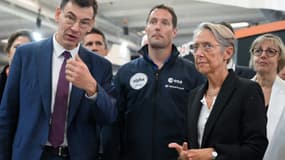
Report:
149,40,171,50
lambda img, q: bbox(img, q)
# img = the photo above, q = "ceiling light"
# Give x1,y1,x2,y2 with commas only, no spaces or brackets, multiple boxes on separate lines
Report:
1,39,8,44
32,32,43,41
230,22,249,29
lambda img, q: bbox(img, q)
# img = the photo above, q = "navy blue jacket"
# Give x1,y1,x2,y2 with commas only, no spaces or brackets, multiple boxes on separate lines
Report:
114,45,204,160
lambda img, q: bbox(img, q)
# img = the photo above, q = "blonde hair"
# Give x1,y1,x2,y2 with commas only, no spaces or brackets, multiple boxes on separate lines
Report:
278,56,285,73
193,22,236,61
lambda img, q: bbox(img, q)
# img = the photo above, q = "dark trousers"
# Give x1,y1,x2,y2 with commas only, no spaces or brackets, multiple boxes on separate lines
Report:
98,125,120,160
41,147,70,160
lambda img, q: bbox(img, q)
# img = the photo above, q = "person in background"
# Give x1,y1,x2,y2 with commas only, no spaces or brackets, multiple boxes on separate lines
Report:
114,4,204,160
220,22,256,79
169,22,267,160
83,28,119,160
0,29,34,102
83,27,108,57
0,0,116,159
278,58,285,80
182,49,195,63
249,33,285,158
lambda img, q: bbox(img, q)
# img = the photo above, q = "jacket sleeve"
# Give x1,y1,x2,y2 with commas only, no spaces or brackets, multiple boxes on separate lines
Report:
0,48,22,160
88,59,117,125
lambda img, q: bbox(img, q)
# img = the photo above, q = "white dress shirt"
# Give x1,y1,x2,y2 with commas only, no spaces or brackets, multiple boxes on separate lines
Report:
49,33,80,146
197,95,216,147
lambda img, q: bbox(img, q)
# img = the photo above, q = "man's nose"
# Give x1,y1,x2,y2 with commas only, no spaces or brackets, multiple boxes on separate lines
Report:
70,21,81,31
154,22,162,30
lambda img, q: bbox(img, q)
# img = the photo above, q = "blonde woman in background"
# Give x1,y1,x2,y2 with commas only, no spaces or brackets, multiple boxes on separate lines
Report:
249,34,285,159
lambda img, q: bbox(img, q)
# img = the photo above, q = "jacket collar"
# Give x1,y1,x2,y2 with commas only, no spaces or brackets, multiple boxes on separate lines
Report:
138,44,180,68
37,37,53,116
188,70,238,147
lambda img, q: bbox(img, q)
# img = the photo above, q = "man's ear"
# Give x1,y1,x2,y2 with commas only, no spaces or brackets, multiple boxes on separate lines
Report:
54,7,61,23
172,28,177,38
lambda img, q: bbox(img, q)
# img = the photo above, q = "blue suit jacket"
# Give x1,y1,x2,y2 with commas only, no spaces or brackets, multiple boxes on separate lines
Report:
0,37,116,160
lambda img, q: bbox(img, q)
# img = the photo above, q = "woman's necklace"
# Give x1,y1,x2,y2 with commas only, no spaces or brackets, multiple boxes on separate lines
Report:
205,90,219,109
205,92,218,97
205,88,220,97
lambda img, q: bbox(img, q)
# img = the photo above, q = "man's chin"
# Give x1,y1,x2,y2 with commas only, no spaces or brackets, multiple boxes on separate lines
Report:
63,41,78,50
149,43,166,49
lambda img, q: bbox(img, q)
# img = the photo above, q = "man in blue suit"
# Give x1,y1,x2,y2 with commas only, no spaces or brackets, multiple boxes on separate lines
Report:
0,0,116,159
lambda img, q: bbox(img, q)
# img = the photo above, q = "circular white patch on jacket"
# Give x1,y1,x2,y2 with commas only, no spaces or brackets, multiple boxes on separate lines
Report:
130,73,148,90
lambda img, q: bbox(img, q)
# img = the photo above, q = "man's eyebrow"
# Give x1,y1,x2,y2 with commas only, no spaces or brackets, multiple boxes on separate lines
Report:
65,11,93,21
85,41,93,45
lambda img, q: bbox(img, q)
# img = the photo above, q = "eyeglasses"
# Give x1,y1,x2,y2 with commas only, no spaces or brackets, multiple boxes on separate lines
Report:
189,42,220,54
251,48,279,57
62,11,92,29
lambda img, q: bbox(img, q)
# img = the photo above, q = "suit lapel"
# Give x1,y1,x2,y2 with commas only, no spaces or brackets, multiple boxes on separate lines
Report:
37,38,53,116
188,84,207,148
201,71,237,147
67,47,89,127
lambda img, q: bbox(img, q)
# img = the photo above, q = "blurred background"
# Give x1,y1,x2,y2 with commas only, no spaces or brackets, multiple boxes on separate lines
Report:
0,0,285,68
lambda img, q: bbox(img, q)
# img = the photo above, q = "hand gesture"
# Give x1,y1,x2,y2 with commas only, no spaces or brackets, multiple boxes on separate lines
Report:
169,142,189,160
169,142,215,160
66,54,97,96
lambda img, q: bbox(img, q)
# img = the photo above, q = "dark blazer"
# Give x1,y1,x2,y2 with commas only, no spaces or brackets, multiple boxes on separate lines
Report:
0,37,116,160
235,65,255,79
187,70,268,160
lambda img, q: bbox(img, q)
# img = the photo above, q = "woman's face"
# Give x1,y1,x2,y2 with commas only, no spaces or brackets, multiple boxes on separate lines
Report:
8,36,31,64
192,29,232,75
252,40,280,75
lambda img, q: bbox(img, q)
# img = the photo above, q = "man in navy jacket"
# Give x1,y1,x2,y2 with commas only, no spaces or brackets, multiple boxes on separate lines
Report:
114,4,204,160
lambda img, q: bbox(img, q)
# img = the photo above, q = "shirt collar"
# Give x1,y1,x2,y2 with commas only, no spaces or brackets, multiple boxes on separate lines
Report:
140,44,177,69
53,33,80,58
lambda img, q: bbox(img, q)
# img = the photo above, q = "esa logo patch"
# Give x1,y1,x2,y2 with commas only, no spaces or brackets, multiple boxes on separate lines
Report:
168,77,182,84
130,73,148,90
165,77,184,90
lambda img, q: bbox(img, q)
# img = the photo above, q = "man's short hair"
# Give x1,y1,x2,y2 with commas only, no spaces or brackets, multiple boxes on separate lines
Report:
146,4,177,28
85,28,108,49
60,0,98,18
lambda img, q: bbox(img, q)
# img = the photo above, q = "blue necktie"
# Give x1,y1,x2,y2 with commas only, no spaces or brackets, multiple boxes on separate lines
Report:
48,51,71,147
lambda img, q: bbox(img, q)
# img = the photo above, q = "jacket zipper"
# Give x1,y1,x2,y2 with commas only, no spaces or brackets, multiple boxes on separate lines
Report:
152,70,160,160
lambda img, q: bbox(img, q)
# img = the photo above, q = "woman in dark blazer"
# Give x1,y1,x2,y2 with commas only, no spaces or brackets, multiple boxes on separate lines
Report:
169,22,268,160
